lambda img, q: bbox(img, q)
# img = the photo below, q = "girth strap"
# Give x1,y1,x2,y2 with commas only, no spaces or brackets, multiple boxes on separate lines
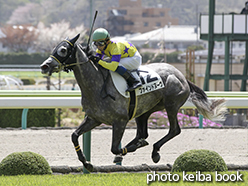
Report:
128,90,137,120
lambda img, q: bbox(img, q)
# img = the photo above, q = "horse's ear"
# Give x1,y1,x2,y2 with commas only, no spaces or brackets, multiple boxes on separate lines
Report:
69,33,80,44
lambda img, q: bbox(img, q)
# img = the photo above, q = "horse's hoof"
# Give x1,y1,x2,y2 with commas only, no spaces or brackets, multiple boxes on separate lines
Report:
84,162,94,172
152,153,160,163
113,155,123,163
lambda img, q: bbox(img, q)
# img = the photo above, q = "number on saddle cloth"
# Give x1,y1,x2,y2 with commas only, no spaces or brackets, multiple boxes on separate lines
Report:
110,66,165,98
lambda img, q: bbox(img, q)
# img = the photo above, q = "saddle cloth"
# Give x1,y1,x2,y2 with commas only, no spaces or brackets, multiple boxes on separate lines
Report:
110,66,165,98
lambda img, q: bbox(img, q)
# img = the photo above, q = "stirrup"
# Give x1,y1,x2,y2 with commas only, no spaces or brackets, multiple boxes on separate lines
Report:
126,82,142,92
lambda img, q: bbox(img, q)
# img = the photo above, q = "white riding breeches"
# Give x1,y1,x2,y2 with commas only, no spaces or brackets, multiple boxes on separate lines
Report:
118,51,142,70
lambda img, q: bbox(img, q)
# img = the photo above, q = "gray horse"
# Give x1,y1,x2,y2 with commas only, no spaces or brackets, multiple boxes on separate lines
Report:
40,34,226,172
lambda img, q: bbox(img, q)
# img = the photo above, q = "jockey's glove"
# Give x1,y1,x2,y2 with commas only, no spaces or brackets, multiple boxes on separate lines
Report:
89,55,100,64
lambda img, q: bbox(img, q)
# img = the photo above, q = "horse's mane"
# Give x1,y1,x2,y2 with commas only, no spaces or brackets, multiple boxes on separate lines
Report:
75,44,114,100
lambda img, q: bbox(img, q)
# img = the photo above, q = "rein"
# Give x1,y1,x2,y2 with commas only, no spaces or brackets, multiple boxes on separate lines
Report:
65,61,89,67
51,40,115,101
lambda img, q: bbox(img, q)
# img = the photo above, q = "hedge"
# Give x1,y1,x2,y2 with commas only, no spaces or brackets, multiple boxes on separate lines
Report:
0,52,49,65
0,109,55,128
172,149,228,172
0,151,52,175
20,78,36,85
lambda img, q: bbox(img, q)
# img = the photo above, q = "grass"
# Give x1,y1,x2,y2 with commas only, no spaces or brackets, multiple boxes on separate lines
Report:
0,171,247,186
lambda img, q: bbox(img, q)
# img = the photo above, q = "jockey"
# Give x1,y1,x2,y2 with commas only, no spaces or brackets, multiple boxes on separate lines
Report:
88,28,142,92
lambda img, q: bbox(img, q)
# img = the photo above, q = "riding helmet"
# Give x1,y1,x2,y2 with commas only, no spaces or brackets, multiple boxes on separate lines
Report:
92,28,110,42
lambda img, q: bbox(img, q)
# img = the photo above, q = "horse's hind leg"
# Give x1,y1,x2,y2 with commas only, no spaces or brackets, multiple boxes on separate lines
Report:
124,112,151,150
113,112,151,163
151,74,189,163
111,115,150,157
151,106,181,163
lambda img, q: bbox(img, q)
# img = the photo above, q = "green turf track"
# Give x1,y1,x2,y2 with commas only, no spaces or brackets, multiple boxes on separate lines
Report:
0,171,247,186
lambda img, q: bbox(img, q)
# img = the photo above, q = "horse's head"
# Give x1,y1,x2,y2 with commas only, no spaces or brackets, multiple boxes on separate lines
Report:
40,33,80,76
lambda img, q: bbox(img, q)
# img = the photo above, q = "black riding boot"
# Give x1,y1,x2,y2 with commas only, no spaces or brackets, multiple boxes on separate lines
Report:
121,71,142,92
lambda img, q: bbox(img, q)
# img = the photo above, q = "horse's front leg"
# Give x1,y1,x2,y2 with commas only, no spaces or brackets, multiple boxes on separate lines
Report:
111,120,132,156
71,115,101,172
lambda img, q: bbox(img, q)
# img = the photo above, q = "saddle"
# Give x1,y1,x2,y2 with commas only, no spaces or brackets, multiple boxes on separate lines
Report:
110,66,165,98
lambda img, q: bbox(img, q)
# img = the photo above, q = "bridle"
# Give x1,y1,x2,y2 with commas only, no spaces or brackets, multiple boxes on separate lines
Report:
50,39,90,72
50,38,114,100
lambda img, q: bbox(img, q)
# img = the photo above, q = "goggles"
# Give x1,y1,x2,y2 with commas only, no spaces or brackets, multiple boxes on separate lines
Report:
94,40,106,47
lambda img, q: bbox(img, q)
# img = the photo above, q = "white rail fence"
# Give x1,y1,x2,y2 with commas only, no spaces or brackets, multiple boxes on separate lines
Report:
1,90,248,108
0,90,248,129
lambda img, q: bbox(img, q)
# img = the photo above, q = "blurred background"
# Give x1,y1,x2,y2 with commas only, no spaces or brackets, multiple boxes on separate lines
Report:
0,0,247,128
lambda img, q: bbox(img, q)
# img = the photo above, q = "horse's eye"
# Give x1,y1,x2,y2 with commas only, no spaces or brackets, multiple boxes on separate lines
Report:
61,48,66,53
58,47,67,57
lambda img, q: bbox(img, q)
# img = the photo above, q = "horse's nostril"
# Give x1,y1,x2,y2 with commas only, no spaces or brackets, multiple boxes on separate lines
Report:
41,64,49,70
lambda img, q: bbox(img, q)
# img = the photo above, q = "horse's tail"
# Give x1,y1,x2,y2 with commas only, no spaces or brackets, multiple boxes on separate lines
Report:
187,80,227,120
